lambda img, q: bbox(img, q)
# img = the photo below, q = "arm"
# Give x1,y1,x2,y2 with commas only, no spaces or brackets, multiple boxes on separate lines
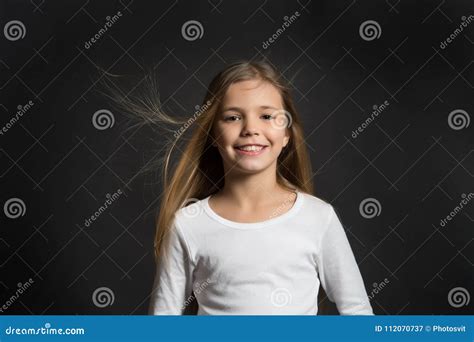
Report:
316,206,374,315
148,220,194,315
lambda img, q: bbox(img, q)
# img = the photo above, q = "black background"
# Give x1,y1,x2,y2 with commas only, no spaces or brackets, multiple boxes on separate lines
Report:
0,0,473,315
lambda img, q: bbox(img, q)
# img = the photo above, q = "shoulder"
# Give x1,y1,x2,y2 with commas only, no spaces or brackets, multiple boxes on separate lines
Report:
299,193,349,246
298,192,339,233
299,191,334,217
173,197,208,230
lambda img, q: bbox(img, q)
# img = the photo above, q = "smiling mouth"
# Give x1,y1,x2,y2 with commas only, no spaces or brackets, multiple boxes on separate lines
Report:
235,145,267,152
234,144,268,155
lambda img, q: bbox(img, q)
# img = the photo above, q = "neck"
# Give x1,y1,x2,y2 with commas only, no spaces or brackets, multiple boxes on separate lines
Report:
219,162,292,208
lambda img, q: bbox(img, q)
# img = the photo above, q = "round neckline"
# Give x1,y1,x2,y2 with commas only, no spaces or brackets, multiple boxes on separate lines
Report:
202,190,304,229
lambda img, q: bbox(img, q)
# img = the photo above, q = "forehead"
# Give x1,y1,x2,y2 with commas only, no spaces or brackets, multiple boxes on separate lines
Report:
222,79,283,108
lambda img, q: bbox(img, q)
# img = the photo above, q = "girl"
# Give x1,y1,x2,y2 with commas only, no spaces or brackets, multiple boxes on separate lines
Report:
147,61,373,315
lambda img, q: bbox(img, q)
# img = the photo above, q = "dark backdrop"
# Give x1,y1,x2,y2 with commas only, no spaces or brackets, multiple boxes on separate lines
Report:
0,0,473,315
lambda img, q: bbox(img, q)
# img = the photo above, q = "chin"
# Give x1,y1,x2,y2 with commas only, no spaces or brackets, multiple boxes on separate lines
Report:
234,161,273,173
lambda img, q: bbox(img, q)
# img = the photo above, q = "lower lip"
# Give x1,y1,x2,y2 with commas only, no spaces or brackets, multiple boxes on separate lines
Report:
234,146,268,156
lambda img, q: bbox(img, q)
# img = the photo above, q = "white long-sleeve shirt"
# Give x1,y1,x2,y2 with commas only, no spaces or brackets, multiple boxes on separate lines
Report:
149,190,374,315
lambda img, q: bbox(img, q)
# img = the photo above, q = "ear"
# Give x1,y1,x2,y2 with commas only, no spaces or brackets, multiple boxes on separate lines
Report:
283,135,290,148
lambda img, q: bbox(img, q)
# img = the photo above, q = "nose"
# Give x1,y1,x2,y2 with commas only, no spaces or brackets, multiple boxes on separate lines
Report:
241,116,260,136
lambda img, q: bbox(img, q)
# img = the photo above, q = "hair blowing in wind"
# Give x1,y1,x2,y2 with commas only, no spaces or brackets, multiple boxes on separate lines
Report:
99,60,314,261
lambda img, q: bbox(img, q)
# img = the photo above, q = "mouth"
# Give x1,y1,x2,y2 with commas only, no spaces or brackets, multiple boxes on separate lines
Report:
234,144,269,156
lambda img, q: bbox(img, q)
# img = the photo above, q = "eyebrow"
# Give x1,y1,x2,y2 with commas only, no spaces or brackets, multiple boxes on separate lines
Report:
222,105,279,112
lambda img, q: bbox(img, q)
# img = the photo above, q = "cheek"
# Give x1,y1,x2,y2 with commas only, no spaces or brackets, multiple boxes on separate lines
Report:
216,124,238,142
267,130,287,147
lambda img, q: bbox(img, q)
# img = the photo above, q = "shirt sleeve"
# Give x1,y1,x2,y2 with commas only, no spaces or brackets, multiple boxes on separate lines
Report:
316,206,374,315
148,219,194,315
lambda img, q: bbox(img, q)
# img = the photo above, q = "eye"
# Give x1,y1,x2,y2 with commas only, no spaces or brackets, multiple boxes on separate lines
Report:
223,114,241,122
261,113,273,120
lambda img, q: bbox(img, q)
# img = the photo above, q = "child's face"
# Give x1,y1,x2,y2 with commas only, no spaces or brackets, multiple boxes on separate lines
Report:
212,79,290,175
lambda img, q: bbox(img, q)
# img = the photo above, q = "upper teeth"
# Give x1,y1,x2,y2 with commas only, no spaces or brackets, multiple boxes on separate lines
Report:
238,145,263,151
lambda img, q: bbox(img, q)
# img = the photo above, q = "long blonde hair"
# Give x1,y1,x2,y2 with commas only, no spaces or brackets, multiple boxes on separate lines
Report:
152,60,314,260
99,61,314,254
